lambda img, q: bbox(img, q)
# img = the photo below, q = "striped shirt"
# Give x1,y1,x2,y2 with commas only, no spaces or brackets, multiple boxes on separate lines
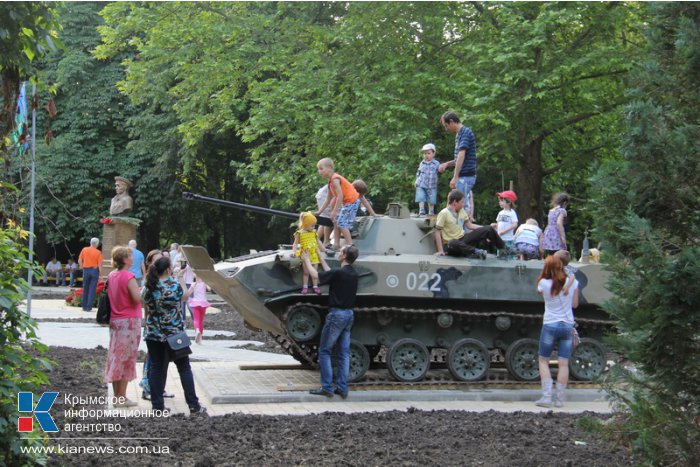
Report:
454,126,477,176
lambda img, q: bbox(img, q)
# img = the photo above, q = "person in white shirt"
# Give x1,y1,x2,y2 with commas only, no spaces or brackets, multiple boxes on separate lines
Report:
63,258,79,286
491,190,519,249
169,243,181,265
535,256,579,408
514,218,544,260
44,258,64,286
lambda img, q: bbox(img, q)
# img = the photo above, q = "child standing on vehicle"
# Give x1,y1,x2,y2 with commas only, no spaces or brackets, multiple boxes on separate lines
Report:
352,179,379,217
292,211,326,294
514,218,543,260
543,192,569,255
315,184,333,248
187,274,211,344
414,143,440,216
315,158,360,251
493,190,519,248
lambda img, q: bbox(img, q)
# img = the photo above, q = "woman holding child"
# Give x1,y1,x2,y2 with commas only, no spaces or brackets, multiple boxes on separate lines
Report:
534,255,579,408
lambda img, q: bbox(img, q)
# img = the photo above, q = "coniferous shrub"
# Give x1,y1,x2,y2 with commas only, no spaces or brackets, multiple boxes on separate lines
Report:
591,3,700,464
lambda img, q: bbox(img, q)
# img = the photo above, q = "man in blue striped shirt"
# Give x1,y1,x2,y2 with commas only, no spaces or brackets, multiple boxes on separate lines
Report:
439,111,477,216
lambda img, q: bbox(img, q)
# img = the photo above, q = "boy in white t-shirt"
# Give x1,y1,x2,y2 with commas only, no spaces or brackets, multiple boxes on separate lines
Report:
315,185,333,248
491,190,519,251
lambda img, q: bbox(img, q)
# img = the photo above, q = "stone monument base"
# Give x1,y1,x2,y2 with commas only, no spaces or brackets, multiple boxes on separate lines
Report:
101,221,136,277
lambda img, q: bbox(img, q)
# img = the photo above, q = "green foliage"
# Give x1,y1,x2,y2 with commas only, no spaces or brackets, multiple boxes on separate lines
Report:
0,226,52,466
0,2,61,69
453,2,642,247
591,3,700,464
29,2,136,247
0,2,61,149
92,2,642,259
0,5,59,462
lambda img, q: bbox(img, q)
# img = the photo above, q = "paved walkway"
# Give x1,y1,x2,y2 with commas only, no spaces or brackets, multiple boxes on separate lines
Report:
23,291,614,417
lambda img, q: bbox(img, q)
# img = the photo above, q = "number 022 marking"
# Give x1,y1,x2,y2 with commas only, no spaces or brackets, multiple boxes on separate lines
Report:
406,272,441,292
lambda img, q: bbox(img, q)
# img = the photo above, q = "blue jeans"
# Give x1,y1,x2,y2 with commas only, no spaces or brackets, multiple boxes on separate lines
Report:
318,308,354,395
146,340,200,411
81,267,99,311
539,322,574,359
456,176,476,228
456,175,476,198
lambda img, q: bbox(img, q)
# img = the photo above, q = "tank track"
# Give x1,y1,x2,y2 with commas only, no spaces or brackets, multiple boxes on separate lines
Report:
274,302,614,383
273,302,613,388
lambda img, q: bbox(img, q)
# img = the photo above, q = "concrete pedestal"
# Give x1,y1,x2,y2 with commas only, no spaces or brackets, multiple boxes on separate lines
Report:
101,221,136,277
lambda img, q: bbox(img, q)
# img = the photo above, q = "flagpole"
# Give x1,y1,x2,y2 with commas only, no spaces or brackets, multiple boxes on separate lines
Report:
26,83,37,318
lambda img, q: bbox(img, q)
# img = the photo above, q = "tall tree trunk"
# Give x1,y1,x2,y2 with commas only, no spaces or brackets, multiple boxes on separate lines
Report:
1,68,20,143
517,137,544,224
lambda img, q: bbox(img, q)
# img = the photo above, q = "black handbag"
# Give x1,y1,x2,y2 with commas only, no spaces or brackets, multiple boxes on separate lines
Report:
166,330,192,361
95,280,111,325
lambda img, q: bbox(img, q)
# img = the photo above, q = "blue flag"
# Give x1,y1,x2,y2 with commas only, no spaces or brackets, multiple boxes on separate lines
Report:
10,83,29,156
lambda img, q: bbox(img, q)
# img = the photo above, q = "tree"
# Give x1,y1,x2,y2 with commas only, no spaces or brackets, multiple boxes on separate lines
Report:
0,2,60,148
95,2,647,257
32,2,135,251
452,2,643,231
0,3,59,464
242,1,644,243
591,3,700,463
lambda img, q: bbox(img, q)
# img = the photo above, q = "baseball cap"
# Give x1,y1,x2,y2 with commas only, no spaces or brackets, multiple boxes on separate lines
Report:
496,190,518,202
421,143,436,152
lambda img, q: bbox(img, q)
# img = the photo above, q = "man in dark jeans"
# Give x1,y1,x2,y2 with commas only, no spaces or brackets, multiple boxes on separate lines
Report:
78,238,103,311
434,190,505,258
302,245,359,399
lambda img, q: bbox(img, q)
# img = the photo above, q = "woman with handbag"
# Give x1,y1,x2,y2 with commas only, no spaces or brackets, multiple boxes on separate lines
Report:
103,246,142,407
143,256,205,414
534,255,579,408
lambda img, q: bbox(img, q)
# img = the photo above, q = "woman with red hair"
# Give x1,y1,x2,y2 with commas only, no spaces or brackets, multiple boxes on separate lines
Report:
535,255,579,408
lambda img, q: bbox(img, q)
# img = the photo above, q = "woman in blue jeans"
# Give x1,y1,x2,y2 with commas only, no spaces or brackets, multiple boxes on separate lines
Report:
535,256,579,408
142,256,205,414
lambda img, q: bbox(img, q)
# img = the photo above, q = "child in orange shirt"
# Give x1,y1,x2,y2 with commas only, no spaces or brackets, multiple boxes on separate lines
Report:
315,158,360,251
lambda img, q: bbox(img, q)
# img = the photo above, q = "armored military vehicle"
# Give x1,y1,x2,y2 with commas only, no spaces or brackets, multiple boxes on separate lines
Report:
181,192,614,383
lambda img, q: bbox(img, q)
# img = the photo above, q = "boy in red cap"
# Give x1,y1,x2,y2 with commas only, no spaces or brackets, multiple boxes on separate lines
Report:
492,190,519,249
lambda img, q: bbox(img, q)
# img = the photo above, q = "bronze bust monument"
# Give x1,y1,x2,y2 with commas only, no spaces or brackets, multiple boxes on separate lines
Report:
109,176,134,216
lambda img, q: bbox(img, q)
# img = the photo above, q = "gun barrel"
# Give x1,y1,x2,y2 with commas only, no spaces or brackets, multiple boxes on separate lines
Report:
182,192,334,227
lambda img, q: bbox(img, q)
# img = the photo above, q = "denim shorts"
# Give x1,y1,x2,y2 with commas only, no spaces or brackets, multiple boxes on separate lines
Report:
336,199,360,229
539,321,574,359
415,187,437,204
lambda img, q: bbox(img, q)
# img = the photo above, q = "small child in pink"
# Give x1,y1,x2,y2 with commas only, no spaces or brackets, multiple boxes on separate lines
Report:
187,275,211,344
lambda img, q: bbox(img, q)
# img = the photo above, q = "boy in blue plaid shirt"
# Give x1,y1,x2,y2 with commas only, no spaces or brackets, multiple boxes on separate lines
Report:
415,143,441,216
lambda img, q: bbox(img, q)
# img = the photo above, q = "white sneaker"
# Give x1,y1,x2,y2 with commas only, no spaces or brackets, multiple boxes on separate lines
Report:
195,331,202,345
114,398,138,408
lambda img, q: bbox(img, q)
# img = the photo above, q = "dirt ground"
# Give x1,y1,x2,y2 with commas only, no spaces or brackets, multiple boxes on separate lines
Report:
31,303,634,466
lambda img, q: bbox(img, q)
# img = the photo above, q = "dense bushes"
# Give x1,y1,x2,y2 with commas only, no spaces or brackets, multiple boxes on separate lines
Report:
0,227,52,466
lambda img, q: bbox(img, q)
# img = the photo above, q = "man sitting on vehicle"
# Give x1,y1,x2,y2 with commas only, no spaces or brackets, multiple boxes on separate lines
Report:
434,190,505,259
